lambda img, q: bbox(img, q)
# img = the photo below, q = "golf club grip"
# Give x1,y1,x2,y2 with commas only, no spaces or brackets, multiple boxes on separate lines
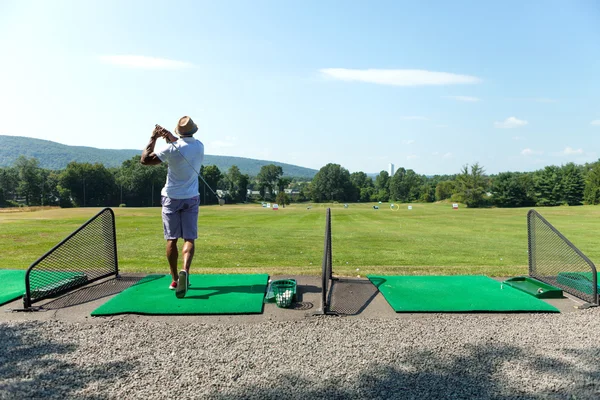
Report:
154,124,172,138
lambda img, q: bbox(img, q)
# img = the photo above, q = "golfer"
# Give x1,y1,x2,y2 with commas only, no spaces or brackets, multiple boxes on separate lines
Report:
140,116,205,298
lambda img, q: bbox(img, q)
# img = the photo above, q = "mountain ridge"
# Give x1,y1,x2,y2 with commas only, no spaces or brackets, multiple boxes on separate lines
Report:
0,135,317,178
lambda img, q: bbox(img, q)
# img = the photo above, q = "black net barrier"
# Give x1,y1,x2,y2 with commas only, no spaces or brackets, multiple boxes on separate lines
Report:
314,208,336,315
23,208,119,308
528,209,598,305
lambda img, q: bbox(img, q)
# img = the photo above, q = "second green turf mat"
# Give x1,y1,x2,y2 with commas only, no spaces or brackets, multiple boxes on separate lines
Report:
91,274,269,316
368,275,559,313
0,269,26,306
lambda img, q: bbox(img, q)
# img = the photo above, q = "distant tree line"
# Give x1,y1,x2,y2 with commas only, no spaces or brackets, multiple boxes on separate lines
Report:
0,156,253,208
2,155,599,209
308,161,600,208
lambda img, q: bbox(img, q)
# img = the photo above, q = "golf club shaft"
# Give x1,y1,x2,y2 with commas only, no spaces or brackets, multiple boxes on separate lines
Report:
169,141,222,199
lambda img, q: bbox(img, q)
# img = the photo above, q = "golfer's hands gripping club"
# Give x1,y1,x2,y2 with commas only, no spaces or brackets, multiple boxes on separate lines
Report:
153,125,178,143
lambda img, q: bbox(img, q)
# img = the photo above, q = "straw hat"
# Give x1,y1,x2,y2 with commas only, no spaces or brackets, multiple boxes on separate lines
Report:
174,116,198,137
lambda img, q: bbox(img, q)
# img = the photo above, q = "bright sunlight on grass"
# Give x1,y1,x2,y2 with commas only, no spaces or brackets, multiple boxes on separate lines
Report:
1,203,599,277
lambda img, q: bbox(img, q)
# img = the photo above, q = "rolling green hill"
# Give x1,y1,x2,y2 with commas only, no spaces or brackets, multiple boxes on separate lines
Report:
0,135,317,178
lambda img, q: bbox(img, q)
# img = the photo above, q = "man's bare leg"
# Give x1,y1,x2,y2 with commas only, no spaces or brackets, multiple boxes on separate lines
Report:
166,239,179,281
182,239,195,273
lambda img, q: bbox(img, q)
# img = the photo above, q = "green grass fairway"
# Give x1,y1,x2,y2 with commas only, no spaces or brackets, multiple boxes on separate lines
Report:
368,275,560,313
91,274,269,316
0,269,25,306
1,203,599,277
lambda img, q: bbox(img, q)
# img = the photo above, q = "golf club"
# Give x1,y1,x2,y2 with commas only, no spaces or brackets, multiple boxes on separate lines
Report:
155,124,225,206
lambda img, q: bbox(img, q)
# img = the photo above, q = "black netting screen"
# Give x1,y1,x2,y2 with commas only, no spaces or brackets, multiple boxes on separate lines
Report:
24,208,119,308
528,209,598,305
316,208,334,314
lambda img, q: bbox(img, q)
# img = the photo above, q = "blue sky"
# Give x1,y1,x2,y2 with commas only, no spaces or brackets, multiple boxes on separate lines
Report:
0,0,599,175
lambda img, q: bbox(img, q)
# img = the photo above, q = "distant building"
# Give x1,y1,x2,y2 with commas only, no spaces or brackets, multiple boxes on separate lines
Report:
389,163,395,176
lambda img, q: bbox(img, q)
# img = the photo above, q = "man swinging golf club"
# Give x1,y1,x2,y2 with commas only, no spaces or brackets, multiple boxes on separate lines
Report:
141,116,204,298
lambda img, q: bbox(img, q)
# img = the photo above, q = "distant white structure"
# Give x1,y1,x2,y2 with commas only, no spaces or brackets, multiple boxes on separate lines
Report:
388,163,395,176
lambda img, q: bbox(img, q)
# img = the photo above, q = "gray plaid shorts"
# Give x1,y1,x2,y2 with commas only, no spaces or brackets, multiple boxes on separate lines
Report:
161,196,200,240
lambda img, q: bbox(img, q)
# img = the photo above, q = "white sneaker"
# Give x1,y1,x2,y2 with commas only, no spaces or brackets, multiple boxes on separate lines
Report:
175,270,188,299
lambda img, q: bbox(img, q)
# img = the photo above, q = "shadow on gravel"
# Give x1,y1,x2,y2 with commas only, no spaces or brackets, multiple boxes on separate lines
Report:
42,276,143,310
0,321,135,399
208,343,600,400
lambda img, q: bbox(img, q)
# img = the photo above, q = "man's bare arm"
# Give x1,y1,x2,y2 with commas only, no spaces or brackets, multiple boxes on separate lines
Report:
140,128,163,165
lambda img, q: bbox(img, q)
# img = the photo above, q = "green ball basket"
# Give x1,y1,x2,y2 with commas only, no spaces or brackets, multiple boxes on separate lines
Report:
272,279,296,308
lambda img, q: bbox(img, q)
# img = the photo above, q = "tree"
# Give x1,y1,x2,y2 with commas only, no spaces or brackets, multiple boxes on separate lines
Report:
310,163,355,202
257,164,283,201
275,191,290,207
59,162,119,207
419,183,436,203
225,165,249,203
373,171,390,202
534,166,563,206
435,180,455,201
360,186,375,202
277,177,292,194
562,163,585,206
455,163,489,208
0,167,19,207
389,168,423,203
236,173,250,203
117,157,167,207
40,170,61,206
350,172,373,190
200,165,223,205
14,156,43,206
584,160,600,205
491,172,536,208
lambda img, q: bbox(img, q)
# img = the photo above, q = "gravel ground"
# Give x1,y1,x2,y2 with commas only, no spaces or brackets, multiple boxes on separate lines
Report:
1,310,599,400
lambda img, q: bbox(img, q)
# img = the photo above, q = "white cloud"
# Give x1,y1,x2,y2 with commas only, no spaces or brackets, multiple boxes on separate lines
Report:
402,139,415,145
400,116,427,121
407,154,419,160
494,117,528,129
432,151,440,156
513,136,525,141
99,55,193,69
521,148,543,156
320,68,482,86
563,146,584,155
442,152,453,159
591,120,600,126
444,95,481,102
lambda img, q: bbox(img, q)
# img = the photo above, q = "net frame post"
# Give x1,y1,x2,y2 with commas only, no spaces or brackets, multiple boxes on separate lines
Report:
313,208,339,316
21,208,119,311
527,209,598,306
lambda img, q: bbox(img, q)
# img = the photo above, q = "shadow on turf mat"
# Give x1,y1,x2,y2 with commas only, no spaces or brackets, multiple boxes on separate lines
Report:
183,284,266,300
41,277,143,310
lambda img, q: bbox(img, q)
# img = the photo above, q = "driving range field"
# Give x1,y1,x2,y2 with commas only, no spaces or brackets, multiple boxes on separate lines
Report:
1,202,600,276
2,203,600,399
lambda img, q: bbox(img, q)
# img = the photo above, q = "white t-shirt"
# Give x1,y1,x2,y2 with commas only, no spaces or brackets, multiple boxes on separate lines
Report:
154,137,205,199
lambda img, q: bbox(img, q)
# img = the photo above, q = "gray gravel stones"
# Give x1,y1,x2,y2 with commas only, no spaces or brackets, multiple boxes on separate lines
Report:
1,309,599,399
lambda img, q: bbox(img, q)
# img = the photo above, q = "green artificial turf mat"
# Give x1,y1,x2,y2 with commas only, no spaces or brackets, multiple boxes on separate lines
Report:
368,275,559,313
0,270,26,306
91,274,269,316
